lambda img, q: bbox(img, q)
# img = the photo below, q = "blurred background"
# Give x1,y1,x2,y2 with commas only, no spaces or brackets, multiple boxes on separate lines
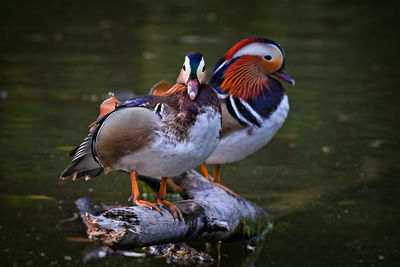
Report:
1,0,399,266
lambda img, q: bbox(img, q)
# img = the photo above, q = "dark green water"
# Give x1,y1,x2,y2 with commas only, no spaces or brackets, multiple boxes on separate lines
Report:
1,0,399,266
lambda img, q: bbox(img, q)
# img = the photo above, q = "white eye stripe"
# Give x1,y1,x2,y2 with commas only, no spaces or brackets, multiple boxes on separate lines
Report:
184,56,191,73
233,43,282,60
232,43,283,72
183,56,191,83
197,57,205,78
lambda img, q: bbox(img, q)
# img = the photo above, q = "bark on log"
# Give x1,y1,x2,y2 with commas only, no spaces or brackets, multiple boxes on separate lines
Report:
75,170,270,249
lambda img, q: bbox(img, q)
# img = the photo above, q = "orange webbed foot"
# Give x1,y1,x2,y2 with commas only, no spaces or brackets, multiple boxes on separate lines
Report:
156,196,183,221
128,196,163,215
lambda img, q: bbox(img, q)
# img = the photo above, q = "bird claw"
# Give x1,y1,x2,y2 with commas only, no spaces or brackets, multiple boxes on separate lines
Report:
130,198,163,215
156,197,183,221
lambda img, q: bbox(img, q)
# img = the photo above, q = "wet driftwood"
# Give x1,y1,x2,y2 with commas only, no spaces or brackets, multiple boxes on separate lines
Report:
75,170,270,249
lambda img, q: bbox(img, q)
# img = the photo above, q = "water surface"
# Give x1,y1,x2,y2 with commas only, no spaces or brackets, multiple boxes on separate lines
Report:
1,0,399,266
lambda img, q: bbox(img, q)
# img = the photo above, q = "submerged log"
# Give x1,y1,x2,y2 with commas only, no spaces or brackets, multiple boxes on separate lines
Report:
75,170,270,248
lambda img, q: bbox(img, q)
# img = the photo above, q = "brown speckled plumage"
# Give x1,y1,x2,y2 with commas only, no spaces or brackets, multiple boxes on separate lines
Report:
61,52,221,219
60,83,220,180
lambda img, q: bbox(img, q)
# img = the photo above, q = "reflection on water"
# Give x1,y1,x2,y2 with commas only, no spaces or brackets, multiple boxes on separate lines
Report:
1,0,399,266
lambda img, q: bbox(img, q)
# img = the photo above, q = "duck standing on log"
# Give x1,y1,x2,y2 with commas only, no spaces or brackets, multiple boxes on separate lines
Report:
199,38,295,189
60,52,222,220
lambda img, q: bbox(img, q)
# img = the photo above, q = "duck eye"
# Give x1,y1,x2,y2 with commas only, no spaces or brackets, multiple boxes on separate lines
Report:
202,66,205,72
264,55,272,61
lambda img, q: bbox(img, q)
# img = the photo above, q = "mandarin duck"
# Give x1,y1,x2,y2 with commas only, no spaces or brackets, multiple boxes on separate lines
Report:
197,38,295,190
60,52,222,219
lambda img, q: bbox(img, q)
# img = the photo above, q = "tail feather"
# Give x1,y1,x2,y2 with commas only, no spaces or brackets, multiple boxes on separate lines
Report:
60,131,103,180
68,145,79,157
60,155,103,180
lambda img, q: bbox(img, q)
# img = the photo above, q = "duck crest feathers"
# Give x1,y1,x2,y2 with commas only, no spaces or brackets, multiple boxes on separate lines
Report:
223,38,263,59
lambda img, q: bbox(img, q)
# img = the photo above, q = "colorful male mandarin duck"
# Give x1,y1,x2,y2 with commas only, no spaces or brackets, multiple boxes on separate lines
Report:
199,38,295,187
60,52,222,219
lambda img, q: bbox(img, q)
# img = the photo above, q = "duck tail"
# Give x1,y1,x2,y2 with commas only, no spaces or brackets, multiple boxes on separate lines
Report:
60,131,103,181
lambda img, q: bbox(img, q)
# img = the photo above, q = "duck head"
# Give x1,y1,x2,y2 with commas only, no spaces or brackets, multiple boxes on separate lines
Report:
212,38,295,100
177,52,207,100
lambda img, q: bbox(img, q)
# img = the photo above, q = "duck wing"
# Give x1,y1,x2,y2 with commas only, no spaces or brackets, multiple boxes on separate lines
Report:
60,95,178,180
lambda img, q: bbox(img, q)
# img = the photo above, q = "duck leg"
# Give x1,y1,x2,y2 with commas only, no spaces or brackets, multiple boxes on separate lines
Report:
128,170,163,215
156,177,183,221
212,164,244,202
200,163,211,180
